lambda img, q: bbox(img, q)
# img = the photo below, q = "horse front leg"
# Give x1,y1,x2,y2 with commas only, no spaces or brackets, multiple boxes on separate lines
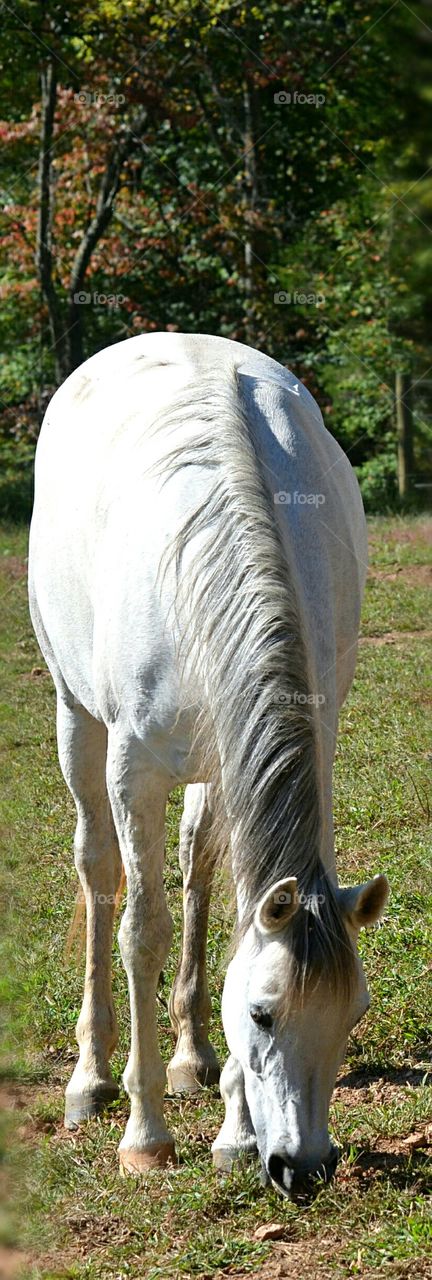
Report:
167,784,220,1094
106,730,175,1172
212,1055,257,1171
56,699,122,1129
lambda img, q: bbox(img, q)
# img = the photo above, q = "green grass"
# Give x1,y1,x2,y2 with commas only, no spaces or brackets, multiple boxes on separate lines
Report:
1,516,431,1280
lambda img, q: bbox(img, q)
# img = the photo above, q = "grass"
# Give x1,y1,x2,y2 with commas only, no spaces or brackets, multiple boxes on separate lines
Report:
0,515,431,1280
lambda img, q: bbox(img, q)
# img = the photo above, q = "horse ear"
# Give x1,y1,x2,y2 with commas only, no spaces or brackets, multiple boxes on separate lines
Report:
339,874,389,929
255,878,299,935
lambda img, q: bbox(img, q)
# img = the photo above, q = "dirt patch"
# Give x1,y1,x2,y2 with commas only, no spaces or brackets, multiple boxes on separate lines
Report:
0,1082,37,1118
0,556,27,582
368,520,432,549
0,1244,78,1279
0,1079,64,1111
374,1124,432,1156
359,628,432,645
338,1124,432,1167
333,1081,407,1109
246,1236,346,1279
219,1236,432,1279
65,1212,140,1257
20,665,51,680
211,1236,342,1280
0,1246,32,1279
368,564,432,587
337,1142,431,1200
0,1079,65,1147
334,1065,431,1105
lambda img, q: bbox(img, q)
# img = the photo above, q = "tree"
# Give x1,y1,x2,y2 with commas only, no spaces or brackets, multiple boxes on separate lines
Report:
36,57,149,378
0,0,431,515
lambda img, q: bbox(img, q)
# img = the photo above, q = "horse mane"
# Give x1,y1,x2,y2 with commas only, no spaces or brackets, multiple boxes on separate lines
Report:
152,362,356,1000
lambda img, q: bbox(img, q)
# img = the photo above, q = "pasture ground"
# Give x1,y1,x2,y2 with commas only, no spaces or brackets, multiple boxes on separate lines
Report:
0,515,431,1280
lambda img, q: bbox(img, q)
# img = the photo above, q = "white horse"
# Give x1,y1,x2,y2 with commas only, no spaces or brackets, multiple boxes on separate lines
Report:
28,333,389,1198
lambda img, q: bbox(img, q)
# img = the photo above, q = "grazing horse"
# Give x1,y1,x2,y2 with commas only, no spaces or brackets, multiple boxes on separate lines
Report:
28,333,388,1198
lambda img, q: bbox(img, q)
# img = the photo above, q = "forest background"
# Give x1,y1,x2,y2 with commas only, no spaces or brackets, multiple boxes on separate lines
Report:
1,0,432,516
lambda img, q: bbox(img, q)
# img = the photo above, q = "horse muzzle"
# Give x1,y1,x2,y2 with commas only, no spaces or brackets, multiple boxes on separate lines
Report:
267,1142,339,1199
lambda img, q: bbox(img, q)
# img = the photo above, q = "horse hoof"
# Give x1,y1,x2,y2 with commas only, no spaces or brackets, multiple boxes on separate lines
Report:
119,1142,176,1174
64,1082,119,1129
212,1144,257,1173
166,1055,220,1095
212,1146,237,1173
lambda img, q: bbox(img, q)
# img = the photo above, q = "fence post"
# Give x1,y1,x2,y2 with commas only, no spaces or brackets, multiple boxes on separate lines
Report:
396,370,414,500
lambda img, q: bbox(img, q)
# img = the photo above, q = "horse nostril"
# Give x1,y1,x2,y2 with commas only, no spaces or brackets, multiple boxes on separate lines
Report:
268,1153,294,1195
268,1145,339,1198
310,1145,339,1191
325,1145,339,1181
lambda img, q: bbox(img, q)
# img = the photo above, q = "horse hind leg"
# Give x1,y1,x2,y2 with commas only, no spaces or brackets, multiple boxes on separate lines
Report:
167,783,220,1094
56,699,122,1128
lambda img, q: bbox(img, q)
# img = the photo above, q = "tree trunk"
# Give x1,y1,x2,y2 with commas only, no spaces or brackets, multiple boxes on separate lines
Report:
243,77,258,345
65,109,148,372
36,70,148,384
36,60,70,383
396,370,414,500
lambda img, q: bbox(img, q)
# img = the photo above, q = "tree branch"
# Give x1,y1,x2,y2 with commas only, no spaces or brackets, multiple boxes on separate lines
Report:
35,58,69,381
63,108,149,372
68,108,148,299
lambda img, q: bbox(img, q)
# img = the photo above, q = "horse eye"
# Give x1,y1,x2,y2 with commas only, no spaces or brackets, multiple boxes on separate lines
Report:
250,1006,273,1029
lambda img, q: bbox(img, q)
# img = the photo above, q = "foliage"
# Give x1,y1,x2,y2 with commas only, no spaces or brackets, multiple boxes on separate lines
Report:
0,427,35,518
0,1,432,514
354,452,398,514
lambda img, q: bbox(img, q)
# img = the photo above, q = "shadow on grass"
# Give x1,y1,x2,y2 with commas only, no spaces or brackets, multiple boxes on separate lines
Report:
337,1063,430,1089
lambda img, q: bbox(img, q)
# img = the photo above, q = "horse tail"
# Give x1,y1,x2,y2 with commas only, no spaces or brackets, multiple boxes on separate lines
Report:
64,864,126,963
